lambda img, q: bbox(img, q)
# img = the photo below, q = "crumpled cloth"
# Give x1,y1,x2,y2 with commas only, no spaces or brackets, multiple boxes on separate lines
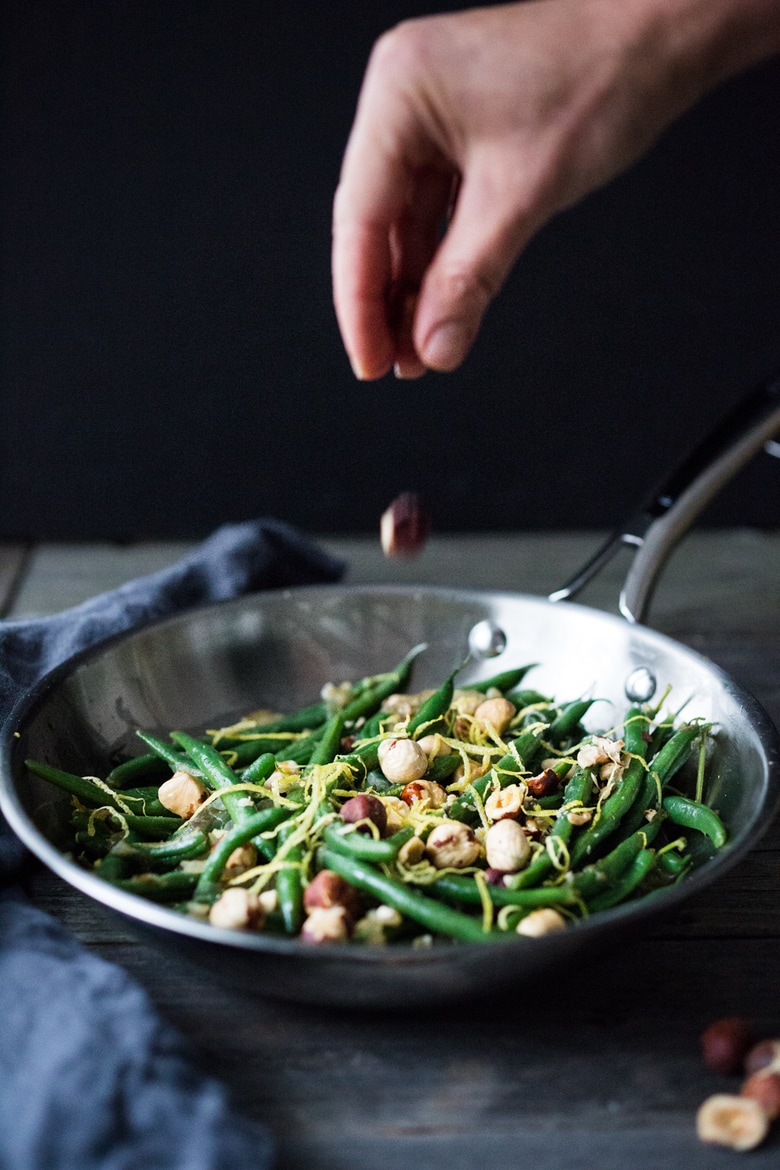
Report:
0,519,345,1170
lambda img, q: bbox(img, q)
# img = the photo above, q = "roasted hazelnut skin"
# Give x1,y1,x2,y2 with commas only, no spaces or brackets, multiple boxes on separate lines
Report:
741,1070,780,1120
304,869,362,920
380,492,431,558
340,793,388,836
525,768,559,798
700,1017,754,1075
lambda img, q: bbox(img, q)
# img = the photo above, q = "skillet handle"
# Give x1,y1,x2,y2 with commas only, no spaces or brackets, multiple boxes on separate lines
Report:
548,369,780,624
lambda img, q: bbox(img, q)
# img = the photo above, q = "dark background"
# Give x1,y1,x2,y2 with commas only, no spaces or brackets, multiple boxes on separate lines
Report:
2,0,779,540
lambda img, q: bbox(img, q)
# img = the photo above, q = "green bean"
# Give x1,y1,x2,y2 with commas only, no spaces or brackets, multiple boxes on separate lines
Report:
193,806,292,902
546,698,597,747
408,667,458,738
652,723,705,788
337,645,427,727
308,713,346,767
169,732,249,824
431,874,577,909
214,698,329,739
505,688,554,710
136,732,206,778
506,766,592,889
569,706,647,864
469,665,538,694
240,751,278,785
322,849,492,943
425,753,462,783
111,829,211,871
276,822,305,934
106,752,169,788
586,848,657,912
25,759,133,812
572,820,662,900
662,794,727,847
323,823,414,863
113,871,200,902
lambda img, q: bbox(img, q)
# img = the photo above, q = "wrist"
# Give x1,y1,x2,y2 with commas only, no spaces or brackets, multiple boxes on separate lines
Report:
627,0,780,100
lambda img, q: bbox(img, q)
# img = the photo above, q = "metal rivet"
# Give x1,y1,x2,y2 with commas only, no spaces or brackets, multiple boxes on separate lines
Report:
624,666,657,703
468,620,507,659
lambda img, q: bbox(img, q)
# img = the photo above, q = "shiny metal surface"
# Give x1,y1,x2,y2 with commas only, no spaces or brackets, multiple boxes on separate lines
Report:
2,584,779,1006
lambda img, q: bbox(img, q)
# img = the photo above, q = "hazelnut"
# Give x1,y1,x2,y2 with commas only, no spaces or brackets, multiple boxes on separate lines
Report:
377,737,428,784
353,905,404,945
208,887,265,932
696,1093,769,1151
516,908,567,937
745,1038,780,1076
741,1070,780,1120
400,779,447,808
339,793,388,836
484,782,526,822
525,768,559,798
303,869,361,919
701,1017,754,1075
425,821,481,869
158,771,208,819
416,733,451,758
566,808,592,827
452,689,485,717
473,697,516,736
300,905,352,944
577,736,624,769
485,819,531,872
224,842,258,875
379,795,410,834
452,756,489,785
397,835,425,866
380,492,431,558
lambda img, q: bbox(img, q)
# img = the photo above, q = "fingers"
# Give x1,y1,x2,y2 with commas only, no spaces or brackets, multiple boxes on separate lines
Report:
413,153,541,372
331,212,396,381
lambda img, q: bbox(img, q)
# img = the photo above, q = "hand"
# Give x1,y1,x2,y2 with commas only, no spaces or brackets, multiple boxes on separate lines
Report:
332,0,780,380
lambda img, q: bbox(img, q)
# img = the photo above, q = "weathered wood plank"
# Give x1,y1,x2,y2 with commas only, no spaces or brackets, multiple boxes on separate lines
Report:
7,541,194,617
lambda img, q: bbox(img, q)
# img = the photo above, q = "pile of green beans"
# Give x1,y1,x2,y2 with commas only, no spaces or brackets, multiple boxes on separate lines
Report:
25,647,728,946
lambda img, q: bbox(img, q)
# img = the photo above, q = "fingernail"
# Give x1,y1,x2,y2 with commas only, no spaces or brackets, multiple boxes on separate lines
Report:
394,360,427,380
350,356,370,381
422,321,471,371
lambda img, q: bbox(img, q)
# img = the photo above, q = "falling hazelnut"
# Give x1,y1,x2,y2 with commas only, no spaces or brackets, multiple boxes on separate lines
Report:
380,492,431,558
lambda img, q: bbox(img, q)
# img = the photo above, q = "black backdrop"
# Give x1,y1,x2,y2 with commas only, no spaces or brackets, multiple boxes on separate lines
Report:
2,1,779,539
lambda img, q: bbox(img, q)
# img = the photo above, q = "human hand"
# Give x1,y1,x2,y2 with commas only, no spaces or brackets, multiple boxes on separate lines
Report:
332,0,780,380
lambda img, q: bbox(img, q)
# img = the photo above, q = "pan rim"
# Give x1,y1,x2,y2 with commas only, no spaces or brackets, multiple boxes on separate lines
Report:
2,581,779,966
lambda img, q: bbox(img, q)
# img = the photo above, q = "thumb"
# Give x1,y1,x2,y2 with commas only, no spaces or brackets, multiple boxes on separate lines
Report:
413,161,540,372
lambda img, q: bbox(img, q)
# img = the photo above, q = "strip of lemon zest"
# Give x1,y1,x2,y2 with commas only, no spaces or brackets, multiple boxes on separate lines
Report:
84,775,136,816
473,870,493,932
545,835,570,873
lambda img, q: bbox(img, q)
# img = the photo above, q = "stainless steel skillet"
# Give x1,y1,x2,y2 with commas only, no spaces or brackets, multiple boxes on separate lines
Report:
2,373,780,1008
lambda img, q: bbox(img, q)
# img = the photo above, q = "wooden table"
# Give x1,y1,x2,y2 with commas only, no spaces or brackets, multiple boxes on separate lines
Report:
2,531,779,1169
